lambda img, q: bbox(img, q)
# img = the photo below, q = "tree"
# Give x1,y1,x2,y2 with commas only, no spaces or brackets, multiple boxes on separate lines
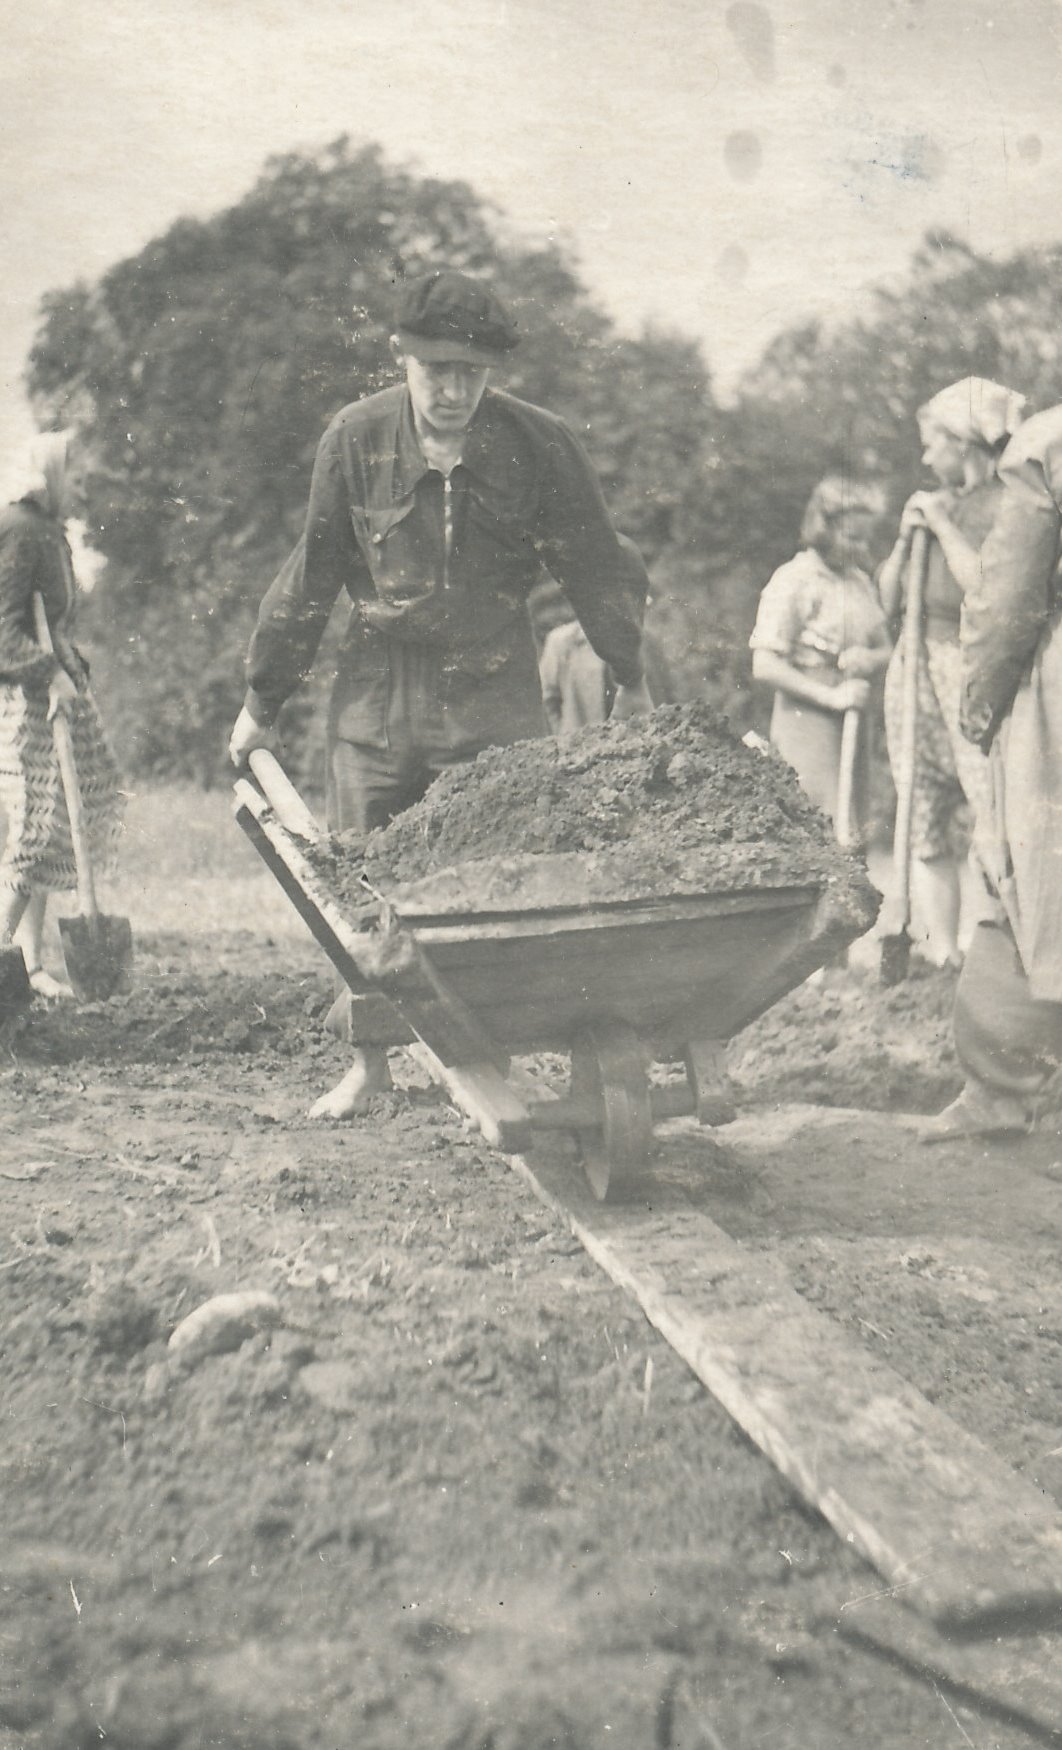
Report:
723,231,1062,600
27,139,723,785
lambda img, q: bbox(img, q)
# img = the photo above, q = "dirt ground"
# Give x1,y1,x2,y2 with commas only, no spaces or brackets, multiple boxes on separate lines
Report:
2,790,1061,1750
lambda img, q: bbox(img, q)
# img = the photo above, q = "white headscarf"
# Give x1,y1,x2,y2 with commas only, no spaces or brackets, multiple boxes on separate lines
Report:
917,378,1026,451
2,430,76,520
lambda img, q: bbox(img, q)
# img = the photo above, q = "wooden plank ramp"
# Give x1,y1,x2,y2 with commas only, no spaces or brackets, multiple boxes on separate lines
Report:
505,1124,1062,1646
503,1127,1062,1735
836,1595,1062,1745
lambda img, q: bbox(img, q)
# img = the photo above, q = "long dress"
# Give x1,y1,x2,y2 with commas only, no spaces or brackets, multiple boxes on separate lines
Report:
0,499,122,895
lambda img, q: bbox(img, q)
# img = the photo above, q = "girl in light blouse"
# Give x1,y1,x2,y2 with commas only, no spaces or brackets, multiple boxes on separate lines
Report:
750,476,891,836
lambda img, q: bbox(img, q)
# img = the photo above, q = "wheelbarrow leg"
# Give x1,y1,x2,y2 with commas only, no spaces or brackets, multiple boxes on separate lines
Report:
570,1021,654,1202
683,1039,737,1126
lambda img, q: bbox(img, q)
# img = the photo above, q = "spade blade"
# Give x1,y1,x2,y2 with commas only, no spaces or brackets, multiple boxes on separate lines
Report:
58,913,133,1003
0,947,31,1021
879,927,912,988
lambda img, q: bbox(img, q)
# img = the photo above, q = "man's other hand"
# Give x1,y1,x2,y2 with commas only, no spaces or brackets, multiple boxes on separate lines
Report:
610,679,653,721
228,705,277,768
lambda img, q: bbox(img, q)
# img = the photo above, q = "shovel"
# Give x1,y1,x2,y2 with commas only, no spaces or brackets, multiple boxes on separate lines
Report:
878,526,930,985
0,945,31,1023
834,705,862,851
32,595,132,1002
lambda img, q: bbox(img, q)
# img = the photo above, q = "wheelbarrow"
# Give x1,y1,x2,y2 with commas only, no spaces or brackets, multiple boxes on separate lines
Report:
234,751,876,1200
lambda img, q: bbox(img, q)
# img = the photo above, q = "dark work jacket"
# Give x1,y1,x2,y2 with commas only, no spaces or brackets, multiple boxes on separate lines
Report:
0,500,81,688
244,386,645,736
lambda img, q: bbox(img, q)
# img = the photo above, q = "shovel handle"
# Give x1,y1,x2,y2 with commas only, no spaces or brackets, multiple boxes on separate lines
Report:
247,748,324,843
835,707,861,849
32,594,98,921
891,527,930,915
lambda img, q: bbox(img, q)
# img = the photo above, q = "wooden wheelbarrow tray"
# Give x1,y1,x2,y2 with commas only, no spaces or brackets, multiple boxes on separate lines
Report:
235,751,873,1199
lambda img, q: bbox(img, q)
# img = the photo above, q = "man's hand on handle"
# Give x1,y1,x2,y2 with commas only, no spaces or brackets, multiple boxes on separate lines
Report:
609,678,653,721
228,704,278,769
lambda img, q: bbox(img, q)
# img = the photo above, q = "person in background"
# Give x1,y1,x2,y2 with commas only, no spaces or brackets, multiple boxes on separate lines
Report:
533,537,670,735
749,476,891,836
536,586,610,734
877,377,1026,967
0,431,122,996
922,403,1062,1139
229,269,651,1118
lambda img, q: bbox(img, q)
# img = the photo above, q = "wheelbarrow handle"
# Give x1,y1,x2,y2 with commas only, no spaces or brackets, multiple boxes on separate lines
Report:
247,748,324,843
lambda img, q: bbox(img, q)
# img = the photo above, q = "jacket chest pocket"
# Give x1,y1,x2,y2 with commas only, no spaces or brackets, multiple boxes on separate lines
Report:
350,500,433,603
351,500,415,544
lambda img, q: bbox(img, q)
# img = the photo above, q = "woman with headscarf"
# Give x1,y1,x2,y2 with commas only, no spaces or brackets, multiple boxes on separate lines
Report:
750,475,891,834
921,402,1062,1139
877,377,1026,967
0,431,122,996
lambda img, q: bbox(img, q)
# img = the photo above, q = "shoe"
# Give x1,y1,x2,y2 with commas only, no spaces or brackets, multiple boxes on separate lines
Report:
918,1081,1030,1144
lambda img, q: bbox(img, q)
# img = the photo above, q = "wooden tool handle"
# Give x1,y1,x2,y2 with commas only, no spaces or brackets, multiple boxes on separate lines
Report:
891,527,930,915
32,593,98,921
247,748,324,843
835,707,861,849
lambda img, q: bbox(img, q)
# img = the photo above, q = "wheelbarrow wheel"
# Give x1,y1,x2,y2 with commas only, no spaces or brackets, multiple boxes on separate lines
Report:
570,1021,653,1201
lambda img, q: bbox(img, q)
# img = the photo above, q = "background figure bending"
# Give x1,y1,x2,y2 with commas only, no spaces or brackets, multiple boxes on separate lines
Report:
0,432,123,998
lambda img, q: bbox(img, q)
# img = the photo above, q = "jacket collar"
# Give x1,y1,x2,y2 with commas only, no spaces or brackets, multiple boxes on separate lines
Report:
393,387,499,499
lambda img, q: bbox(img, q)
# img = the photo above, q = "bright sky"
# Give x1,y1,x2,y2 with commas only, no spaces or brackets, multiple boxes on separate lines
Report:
2,0,1060,460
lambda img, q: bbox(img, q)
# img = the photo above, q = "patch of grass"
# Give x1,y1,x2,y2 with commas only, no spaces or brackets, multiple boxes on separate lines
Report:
42,784,318,942
116,783,277,884
0,782,315,953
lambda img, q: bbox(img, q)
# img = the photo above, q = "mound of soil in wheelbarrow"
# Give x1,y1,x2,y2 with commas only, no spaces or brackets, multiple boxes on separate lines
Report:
316,704,879,921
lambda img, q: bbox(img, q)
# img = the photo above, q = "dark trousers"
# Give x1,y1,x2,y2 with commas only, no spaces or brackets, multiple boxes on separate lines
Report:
326,639,546,839
328,733,467,841
954,919,1062,1099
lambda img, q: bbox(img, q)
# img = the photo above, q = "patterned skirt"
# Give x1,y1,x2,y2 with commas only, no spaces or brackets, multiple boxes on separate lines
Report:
883,636,993,864
0,677,122,894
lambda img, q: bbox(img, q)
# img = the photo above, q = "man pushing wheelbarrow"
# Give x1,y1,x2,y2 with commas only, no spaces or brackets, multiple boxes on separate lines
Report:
229,269,652,1118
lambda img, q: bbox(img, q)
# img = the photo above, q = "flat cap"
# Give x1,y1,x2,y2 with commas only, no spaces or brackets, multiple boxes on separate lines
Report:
395,269,519,366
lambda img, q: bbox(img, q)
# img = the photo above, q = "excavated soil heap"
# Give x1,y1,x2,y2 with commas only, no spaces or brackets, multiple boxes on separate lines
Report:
315,705,878,920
